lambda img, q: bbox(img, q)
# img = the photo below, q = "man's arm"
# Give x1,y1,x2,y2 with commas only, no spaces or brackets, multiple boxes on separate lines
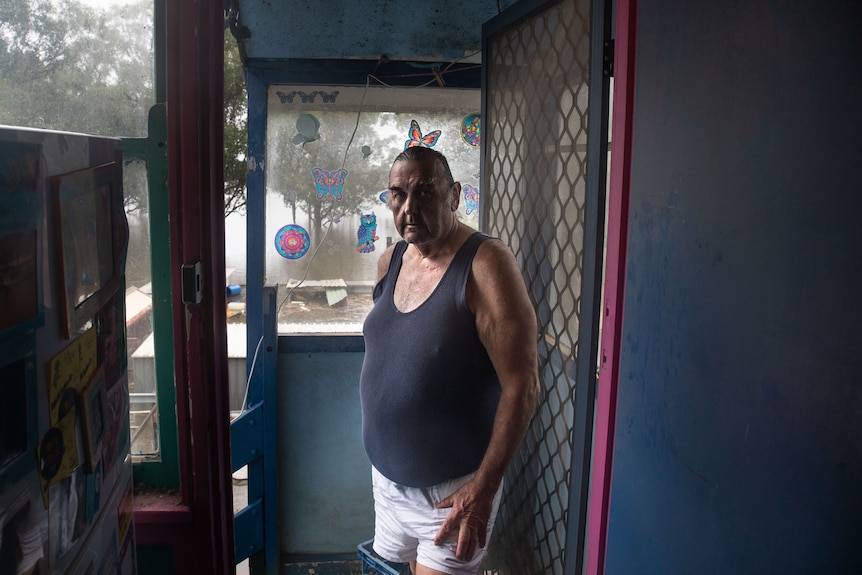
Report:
434,238,540,560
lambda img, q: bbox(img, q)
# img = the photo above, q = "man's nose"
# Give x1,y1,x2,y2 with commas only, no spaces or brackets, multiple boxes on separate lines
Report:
403,192,415,214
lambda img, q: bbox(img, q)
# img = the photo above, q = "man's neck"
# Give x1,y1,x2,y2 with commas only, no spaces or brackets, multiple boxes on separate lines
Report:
411,220,465,261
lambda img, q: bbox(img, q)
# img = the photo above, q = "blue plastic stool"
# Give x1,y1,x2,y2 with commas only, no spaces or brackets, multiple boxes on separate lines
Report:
357,539,410,575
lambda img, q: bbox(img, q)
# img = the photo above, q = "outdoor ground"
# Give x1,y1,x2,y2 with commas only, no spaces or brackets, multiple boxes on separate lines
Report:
226,287,374,329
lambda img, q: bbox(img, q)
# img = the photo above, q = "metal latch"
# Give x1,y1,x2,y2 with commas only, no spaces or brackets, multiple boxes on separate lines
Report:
181,262,203,304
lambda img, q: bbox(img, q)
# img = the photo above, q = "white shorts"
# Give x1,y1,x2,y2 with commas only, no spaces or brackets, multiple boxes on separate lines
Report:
371,466,503,575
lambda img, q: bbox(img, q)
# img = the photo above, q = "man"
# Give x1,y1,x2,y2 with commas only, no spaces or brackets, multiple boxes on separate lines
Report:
360,146,539,575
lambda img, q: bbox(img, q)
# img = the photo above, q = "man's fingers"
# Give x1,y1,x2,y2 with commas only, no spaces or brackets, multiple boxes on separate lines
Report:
433,483,489,560
434,513,457,546
456,527,477,560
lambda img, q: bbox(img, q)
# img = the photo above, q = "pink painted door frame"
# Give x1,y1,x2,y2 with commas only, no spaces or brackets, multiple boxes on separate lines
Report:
585,0,637,573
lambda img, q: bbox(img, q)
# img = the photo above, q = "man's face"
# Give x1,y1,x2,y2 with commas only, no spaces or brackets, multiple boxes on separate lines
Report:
387,157,460,246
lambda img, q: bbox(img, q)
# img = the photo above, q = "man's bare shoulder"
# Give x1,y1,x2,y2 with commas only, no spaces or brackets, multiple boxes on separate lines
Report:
467,236,532,315
472,237,520,279
376,243,397,280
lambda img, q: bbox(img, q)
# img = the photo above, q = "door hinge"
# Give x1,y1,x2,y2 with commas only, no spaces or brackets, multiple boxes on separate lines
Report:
603,39,614,77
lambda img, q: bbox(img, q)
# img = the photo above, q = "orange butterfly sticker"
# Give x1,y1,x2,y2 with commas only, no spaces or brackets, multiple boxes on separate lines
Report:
404,119,441,149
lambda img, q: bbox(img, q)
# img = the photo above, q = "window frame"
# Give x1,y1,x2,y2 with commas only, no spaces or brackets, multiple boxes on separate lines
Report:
122,102,180,487
122,1,179,488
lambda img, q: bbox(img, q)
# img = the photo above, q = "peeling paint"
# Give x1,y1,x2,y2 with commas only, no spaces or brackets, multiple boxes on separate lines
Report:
238,0,519,62
247,156,264,172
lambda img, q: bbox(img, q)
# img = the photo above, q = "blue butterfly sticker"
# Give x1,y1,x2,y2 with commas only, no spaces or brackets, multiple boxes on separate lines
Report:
312,168,348,200
404,119,441,149
463,184,479,215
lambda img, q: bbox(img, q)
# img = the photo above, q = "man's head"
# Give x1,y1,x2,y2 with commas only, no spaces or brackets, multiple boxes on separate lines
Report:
387,147,461,247
393,146,455,185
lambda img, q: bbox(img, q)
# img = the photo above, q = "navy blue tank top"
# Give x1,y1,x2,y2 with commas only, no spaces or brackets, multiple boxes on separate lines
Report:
360,232,501,488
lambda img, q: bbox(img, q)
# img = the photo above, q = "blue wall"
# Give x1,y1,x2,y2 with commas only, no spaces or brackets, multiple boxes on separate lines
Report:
605,1,862,573
276,341,372,555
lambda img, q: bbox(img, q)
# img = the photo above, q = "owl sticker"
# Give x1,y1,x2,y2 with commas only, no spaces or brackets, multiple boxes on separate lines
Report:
356,213,379,253
312,168,348,200
404,120,441,149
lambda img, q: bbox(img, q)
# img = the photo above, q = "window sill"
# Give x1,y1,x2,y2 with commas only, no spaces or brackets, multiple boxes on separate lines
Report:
133,491,192,545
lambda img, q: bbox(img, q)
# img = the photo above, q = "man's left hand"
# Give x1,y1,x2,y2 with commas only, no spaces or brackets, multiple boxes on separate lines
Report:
433,480,496,561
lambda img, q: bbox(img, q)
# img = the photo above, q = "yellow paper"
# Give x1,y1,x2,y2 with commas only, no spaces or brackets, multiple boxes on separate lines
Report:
77,326,98,385
47,342,79,425
46,326,98,425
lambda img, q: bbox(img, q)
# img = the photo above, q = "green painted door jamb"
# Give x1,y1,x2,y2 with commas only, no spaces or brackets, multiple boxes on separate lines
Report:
122,103,180,488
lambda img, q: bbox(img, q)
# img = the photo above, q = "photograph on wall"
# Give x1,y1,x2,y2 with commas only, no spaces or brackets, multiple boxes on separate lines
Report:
0,229,39,335
48,473,81,563
53,163,123,338
79,367,107,473
84,459,103,522
0,139,43,338
95,295,123,388
77,322,98,386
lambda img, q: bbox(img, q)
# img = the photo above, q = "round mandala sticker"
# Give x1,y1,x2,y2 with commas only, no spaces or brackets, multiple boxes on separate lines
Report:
460,113,481,147
274,224,310,259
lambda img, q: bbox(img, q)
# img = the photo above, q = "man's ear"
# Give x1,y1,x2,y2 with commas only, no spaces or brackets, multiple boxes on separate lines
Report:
450,182,461,211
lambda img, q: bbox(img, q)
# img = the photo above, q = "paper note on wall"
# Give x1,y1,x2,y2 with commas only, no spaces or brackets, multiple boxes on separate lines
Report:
46,325,97,425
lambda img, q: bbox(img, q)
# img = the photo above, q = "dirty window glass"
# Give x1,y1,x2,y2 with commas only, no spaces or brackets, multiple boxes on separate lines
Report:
123,158,160,458
0,0,154,137
1,1,158,456
229,85,481,334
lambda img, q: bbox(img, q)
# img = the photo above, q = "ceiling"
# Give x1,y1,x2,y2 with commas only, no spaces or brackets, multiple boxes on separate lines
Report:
231,0,519,87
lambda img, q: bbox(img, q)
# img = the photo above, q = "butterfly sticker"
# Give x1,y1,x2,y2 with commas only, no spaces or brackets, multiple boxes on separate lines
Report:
276,90,340,104
463,184,479,215
312,168,348,200
404,120,441,149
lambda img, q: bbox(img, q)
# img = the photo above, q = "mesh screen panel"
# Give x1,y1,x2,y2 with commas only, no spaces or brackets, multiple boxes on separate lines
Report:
481,0,593,573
